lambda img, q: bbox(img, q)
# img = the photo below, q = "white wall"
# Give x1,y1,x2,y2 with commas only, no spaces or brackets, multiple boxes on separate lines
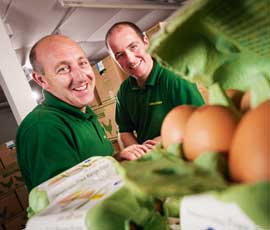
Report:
0,18,36,125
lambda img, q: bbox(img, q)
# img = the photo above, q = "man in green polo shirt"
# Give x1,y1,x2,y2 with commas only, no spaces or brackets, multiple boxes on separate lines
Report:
16,35,116,192
105,21,204,160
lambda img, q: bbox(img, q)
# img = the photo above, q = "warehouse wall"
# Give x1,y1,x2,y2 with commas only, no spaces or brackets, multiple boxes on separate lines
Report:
0,106,18,144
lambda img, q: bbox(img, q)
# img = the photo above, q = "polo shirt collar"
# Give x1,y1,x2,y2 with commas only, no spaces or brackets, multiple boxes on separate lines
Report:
129,61,161,90
42,90,95,120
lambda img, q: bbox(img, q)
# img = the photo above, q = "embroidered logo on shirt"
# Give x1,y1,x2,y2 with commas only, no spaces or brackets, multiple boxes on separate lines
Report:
149,101,163,106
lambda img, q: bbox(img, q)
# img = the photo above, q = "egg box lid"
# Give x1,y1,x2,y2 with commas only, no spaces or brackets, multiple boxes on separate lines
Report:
148,0,270,108
180,181,270,229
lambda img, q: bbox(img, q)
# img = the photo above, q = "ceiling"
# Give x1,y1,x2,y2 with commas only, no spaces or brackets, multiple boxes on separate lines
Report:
0,0,185,106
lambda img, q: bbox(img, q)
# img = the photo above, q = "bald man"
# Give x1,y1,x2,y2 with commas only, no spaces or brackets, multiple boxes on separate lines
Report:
16,35,115,191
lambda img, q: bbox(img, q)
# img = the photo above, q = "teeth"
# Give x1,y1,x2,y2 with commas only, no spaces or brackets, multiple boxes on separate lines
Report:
74,84,87,91
130,61,140,69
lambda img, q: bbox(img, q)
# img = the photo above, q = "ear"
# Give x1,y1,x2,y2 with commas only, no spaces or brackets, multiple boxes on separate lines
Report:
142,34,150,47
32,71,49,90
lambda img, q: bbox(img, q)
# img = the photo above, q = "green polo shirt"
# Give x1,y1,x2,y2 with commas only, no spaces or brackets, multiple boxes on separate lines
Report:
116,61,204,144
16,91,113,192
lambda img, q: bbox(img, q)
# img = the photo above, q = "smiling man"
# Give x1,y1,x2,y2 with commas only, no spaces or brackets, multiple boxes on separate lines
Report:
105,22,204,160
16,35,114,192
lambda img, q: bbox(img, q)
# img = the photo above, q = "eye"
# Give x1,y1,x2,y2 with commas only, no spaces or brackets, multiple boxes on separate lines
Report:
56,65,70,74
130,44,138,51
115,53,124,60
79,59,90,67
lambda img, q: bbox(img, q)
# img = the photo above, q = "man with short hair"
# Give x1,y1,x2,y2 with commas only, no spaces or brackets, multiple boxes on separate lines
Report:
105,21,204,160
16,35,115,192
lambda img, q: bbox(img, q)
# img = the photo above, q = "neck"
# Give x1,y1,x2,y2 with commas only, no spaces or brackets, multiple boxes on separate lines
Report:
80,106,86,113
136,58,154,88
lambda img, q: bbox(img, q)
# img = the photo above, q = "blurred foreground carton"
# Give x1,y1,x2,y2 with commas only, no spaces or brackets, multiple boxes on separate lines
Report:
180,182,269,230
25,157,124,229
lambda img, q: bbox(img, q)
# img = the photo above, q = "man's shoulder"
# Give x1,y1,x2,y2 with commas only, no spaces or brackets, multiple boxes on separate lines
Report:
18,104,66,133
120,77,131,87
155,61,180,80
118,77,132,94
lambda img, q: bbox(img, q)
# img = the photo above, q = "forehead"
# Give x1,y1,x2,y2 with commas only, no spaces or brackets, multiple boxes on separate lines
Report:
111,25,141,40
108,26,142,51
36,37,86,64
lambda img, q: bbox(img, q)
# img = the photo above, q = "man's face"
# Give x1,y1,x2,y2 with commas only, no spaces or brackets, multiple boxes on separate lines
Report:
107,26,153,83
34,36,95,111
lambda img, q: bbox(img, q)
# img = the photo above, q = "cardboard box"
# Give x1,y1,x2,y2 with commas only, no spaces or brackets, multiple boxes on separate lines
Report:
2,211,27,230
15,185,29,210
0,142,17,169
93,55,128,103
89,87,101,109
110,138,121,154
0,191,23,223
0,163,24,196
145,22,166,39
93,99,118,139
0,141,15,150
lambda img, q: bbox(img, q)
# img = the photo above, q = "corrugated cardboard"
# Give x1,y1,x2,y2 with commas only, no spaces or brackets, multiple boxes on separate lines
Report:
145,21,166,39
0,163,24,196
0,145,17,169
89,87,101,109
93,55,128,103
0,191,23,223
93,99,118,139
110,138,121,154
2,211,27,230
15,185,29,210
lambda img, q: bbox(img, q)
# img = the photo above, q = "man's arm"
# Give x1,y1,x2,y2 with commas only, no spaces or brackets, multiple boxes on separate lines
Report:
115,132,148,161
114,133,162,161
119,132,138,148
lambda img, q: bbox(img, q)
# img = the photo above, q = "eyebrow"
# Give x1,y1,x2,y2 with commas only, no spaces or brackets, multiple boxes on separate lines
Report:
78,56,88,61
54,61,69,71
128,42,138,48
114,42,139,57
54,57,88,70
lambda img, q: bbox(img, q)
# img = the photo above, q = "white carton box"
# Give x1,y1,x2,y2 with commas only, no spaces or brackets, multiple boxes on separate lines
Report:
26,157,124,230
181,194,262,230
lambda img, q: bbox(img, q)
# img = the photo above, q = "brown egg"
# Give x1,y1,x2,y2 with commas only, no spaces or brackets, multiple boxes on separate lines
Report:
183,105,239,161
229,100,270,183
161,105,196,149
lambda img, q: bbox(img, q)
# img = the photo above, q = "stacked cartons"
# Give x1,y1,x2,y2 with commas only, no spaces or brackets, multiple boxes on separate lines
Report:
91,55,127,147
145,21,166,39
93,55,128,103
93,98,118,140
0,143,28,230
89,87,101,109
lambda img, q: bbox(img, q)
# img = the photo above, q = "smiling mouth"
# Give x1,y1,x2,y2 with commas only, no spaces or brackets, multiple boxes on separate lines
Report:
73,83,88,91
129,60,141,70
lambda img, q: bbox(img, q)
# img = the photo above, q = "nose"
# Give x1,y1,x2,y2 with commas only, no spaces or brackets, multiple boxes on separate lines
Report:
71,66,86,81
125,50,136,63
